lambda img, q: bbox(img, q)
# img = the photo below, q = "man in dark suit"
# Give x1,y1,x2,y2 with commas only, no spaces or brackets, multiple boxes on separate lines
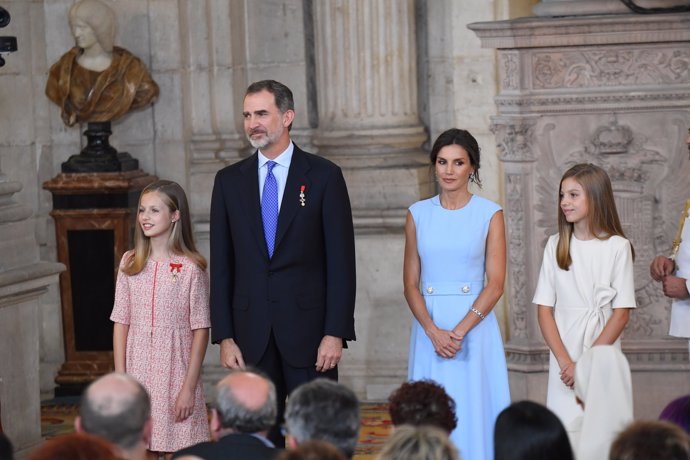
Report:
210,79,356,445
173,369,278,460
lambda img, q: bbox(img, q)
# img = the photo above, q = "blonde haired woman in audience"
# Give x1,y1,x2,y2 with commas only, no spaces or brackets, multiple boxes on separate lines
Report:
377,425,460,460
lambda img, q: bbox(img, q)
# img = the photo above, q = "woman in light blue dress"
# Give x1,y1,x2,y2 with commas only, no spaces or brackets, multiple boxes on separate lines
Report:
403,129,511,460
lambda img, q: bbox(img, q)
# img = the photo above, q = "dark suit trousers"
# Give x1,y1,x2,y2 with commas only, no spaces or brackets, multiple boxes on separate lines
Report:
258,331,337,447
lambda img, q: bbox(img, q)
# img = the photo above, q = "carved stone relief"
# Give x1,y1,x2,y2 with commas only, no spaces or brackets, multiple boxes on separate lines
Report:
532,47,690,90
504,174,528,339
533,116,690,339
500,51,519,91
490,118,537,162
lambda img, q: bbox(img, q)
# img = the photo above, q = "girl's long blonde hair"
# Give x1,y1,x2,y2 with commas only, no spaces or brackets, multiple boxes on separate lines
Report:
556,163,634,270
122,180,206,275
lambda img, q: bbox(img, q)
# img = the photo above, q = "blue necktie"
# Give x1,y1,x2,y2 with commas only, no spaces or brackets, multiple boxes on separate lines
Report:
262,161,278,258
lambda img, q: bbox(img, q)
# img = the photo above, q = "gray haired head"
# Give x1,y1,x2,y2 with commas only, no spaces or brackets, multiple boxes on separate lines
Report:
285,379,360,459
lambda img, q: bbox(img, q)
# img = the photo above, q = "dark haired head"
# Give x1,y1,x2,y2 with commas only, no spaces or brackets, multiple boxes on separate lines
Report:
0,432,13,460
494,400,574,460
429,128,482,188
660,395,690,435
388,380,457,434
246,80,294,130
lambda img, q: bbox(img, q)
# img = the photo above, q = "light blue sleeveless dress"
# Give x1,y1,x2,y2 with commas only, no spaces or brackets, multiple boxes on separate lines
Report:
408,195,511,460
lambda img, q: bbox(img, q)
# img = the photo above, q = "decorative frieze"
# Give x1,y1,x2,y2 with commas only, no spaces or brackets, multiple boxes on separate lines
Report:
532,47,690,90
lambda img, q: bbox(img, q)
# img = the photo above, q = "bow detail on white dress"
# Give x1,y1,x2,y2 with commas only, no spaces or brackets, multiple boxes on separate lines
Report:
582,285,616,351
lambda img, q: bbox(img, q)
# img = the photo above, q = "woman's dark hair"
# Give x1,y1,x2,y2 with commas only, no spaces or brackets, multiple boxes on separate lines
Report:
429,128,482,187
494,400,574,460
388,380,457,434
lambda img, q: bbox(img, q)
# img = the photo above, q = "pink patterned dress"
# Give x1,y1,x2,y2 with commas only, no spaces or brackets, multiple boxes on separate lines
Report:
110,251,210,452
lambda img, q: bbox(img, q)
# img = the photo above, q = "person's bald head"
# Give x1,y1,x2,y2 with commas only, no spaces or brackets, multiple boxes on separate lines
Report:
77,372,150,450
214,368,277,434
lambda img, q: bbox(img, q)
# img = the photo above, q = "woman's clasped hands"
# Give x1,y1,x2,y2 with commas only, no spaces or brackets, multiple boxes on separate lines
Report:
427,326,464,359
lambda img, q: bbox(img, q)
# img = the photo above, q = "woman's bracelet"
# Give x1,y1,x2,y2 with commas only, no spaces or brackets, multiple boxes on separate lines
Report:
470,307,486,320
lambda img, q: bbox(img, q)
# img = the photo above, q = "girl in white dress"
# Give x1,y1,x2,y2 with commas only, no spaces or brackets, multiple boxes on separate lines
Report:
532,163,636,436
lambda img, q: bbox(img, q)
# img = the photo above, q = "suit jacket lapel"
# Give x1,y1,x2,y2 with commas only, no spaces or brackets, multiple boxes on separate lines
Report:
238,153,269,259
275,147,311,254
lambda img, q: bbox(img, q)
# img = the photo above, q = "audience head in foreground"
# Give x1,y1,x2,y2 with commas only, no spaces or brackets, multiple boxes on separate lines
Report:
609,420,690,460
573,345,633,460
0,432,13,460
276,440,347,460
660,395,690,435
377,425,460,460
172,368,277,460
388,380,457,434
75,372,151,460
494,400,573,460
28,433,120,460
212,368,277,438
285,379,360,459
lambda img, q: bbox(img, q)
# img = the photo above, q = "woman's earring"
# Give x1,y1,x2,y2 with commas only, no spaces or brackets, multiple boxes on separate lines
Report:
469,172,476,183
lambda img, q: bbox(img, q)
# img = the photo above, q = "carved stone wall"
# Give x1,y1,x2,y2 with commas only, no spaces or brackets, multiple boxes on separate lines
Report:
471,12,690,416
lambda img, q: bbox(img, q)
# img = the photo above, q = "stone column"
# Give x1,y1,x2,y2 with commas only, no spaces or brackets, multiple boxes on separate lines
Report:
0,173,63,455
470,11,690,417
311,0,432,398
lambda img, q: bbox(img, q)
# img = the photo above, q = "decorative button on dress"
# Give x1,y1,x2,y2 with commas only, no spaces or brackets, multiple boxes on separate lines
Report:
111,252,211,452
408,195,511,460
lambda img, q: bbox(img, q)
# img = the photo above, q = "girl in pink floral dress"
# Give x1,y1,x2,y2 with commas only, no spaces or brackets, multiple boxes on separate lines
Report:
111,180,210,459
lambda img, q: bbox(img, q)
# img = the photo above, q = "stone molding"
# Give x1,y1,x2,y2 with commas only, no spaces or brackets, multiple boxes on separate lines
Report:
506,339,690,372
0,263,64,308
495,92,690,114
468,14,690,49
533,0,690,18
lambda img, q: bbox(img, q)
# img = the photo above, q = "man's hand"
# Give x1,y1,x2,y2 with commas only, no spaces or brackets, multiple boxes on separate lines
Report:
650,256,674,282
662,275,690,299
315,335,342,372
220,338,245,369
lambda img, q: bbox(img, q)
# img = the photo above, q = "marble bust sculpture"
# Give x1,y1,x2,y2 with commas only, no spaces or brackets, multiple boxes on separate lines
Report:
45,0,159,127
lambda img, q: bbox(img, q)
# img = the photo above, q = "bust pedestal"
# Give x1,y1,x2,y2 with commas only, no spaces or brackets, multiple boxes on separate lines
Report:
43,170,156,394
62,122,139,173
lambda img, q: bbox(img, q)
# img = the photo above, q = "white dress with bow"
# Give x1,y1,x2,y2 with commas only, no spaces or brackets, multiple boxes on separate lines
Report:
532,234,636,432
